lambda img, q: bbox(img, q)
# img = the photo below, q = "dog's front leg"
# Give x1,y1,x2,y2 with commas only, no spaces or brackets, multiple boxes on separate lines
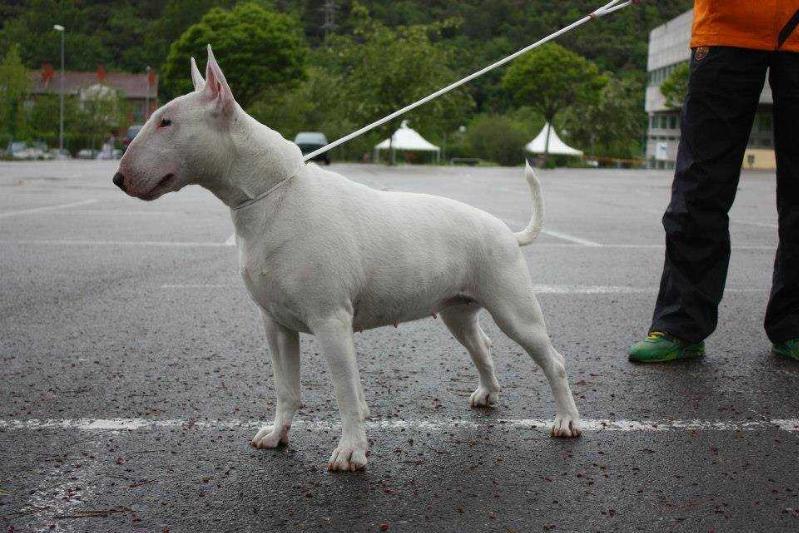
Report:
311,313,369,472
252,311,300,449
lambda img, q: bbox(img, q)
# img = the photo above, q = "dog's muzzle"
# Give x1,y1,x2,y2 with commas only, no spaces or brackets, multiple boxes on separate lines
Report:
112,172,126,191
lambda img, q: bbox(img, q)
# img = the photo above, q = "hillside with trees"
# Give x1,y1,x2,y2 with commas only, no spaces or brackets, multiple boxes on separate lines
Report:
0,0,692,163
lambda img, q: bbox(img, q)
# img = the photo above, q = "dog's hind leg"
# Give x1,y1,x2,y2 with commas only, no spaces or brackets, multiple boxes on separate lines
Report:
440,304,501,408
252,311,301,449
310,311,369,471
482,270,581,437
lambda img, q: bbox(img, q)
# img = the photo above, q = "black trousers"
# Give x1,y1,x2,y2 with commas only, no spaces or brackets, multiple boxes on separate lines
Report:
651,47,799,344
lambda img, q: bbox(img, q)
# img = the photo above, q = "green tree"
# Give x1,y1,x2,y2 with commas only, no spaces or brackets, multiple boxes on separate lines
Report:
562,75,645,160
0,44,30,142
660,62,689,109
77,85,129,150
300,2,473,162
0,0,693,85
0,0,113,71
138,0,237,74
161,2,307,105
249,64,344,139
20,94,76,148
502,43,604,161
0,0,695,160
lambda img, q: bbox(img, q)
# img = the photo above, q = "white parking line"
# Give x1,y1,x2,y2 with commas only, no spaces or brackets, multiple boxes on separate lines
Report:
1,417,796,432
0,240,776,251
633,208,778,229
563,244,777,251
161,284,233,288
47,209,177,216
735,220,778,229
158,283,768,295
0,239,231,247
541,229,601,247
531,285,765,295
0,199,97,218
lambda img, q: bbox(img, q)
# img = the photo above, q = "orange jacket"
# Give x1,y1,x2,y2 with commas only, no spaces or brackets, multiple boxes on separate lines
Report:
691,0,799,52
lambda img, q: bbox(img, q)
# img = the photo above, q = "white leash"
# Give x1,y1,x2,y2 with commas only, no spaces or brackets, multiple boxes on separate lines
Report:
303,0,634,162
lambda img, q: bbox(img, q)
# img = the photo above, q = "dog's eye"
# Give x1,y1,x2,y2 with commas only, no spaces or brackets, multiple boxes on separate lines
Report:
159,118,172,128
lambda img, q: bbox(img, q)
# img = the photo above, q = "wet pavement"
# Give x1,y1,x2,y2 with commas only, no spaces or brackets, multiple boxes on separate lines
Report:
1,161,797,531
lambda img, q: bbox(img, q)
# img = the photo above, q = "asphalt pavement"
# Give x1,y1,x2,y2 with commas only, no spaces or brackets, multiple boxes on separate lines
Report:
1,161,797,532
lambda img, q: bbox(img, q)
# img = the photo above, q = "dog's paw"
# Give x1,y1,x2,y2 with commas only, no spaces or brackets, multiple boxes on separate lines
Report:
469,386,500,408
251,425,289,449
327,441,369,472
550,414,581,438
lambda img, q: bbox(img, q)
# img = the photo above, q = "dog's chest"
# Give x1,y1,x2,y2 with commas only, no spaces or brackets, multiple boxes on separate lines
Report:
238,245,312,331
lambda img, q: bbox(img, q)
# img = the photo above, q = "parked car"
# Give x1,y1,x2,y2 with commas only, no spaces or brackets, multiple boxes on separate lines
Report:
5,141,45,160
32,142,53,160
294,132,330,165
6,142,28,160
48,148,71,160
122,125,143,153
95,140,121,160
77,148,98,160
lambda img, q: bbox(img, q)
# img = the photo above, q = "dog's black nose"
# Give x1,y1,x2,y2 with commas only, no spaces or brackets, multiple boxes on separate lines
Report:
113,172,126,191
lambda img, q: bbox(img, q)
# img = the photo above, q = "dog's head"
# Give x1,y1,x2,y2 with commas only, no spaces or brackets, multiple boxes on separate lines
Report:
113,45,238,201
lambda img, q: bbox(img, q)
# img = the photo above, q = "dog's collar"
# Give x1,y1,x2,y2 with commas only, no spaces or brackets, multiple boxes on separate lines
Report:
231,165,303,211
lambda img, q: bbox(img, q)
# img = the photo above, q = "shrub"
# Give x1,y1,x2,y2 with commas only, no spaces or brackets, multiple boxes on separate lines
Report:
464,115,529,166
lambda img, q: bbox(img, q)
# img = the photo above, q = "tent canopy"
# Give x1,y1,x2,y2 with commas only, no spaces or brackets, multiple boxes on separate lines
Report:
525,123,583,157
375,120,440,152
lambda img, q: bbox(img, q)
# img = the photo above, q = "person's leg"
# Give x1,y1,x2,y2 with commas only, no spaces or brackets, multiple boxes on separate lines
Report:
765,51,799,346
651,47,769,343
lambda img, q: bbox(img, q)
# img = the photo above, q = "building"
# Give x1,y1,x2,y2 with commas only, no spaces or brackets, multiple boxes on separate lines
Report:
645,10,775,170
30,64,158,126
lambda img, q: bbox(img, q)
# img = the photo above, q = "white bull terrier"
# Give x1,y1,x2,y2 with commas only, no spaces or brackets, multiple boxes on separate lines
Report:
114,46,581,472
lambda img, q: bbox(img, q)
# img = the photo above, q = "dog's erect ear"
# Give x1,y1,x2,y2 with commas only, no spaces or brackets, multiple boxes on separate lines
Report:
202,44,235,116
190,57,205,91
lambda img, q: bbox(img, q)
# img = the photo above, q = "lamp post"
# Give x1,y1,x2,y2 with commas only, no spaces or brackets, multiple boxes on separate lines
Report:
53,24,65,157
145,65,151,120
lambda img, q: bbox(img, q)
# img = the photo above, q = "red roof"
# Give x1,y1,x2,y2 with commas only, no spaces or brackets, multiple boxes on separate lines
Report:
30,67,157,99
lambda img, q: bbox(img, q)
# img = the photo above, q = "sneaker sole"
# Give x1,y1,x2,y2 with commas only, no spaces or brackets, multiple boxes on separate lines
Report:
629,347,705,363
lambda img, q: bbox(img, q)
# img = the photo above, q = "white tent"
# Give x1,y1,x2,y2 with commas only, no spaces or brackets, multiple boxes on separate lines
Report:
374,120,440,163
525,123,583,157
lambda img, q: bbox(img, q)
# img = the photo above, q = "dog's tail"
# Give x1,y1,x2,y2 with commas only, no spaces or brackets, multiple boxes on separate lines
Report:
514,161,544,247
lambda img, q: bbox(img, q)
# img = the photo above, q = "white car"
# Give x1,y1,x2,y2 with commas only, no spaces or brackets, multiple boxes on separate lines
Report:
6,142,43,160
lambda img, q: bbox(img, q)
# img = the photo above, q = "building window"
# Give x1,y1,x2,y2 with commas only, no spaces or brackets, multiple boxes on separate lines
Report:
669,115,677,129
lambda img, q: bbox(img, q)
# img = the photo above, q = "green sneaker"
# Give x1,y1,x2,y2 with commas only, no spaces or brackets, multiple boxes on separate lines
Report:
772,339,799,361
628,331,705,363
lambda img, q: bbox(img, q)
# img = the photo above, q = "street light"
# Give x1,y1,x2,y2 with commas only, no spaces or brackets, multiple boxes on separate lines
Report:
145,66,151,120
53,24,65,157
